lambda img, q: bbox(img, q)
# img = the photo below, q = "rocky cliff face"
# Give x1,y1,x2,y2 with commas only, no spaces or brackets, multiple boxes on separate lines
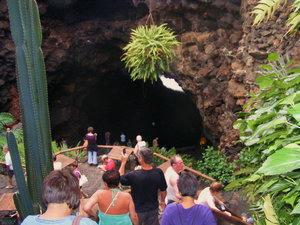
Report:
0,0,299,153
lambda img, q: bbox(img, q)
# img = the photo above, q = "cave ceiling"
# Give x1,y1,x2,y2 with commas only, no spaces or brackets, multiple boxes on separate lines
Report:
1,0,299,153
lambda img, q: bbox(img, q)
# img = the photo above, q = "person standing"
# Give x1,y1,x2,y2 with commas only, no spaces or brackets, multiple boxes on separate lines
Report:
164,155,185,204
127,139,133,147
3,145,14,189
120,133,126,146
119,147,167,225
84,170,138,225
133,135,146,156
84,126,98,165
152,137,159,148
105,131,111,145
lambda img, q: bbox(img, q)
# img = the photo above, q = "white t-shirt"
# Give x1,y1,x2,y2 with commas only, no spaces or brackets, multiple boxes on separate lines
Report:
120,134,126,142
165,166,179,203
195,187,216,208
5,152,13,170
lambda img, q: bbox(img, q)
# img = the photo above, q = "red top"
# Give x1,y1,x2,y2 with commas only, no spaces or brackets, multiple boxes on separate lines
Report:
104,159,116,171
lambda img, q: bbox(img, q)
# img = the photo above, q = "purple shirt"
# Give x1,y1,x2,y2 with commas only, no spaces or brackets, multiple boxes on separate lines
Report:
85,134,97,147
161,203,216,225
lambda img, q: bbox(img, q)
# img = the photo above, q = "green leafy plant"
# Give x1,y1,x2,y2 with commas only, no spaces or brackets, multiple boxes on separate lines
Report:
151,146,176,166
152,146,233,185
228,53,300,224
7,0,53,217
0,113,23,147
252,0,300,35
197,146,234,185
122,24,180,82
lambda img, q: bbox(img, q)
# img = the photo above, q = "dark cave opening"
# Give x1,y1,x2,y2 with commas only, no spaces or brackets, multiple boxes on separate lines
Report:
49,70,203,149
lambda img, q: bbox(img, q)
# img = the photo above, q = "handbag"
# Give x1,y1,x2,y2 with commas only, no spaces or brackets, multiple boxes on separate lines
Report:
79,175,88,186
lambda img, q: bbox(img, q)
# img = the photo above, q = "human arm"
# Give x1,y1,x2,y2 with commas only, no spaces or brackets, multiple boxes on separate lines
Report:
128,194,139,225
133,144,139,155
98,165,107,171
119,153,129,176
160,191,167,210
83,191,99,216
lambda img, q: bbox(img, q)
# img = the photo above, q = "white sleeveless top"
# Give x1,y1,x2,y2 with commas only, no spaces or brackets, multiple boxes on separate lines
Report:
164,166,179,203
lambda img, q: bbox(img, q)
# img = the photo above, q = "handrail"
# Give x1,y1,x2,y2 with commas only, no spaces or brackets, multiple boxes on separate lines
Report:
211,208,251,225
54,146,216,182
54,146,85,156
54,145,126,156
153,152,216,182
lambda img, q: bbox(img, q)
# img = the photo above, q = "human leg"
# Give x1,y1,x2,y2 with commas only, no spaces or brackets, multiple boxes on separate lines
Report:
92,151,97,165
88,151,93,164
6,170,14,189
137,209,159,225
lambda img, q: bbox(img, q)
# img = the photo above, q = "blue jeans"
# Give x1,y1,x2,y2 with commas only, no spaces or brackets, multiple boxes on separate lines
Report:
88,151,97,165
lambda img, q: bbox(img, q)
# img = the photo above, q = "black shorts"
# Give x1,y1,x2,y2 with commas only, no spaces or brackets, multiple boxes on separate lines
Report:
7,169,14,178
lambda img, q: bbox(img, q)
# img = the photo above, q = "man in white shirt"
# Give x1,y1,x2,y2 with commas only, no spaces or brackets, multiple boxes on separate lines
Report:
3,145,14,189
164,155,184,204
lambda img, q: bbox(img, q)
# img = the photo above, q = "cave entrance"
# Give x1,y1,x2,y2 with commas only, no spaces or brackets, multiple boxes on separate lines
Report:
50,70,203,149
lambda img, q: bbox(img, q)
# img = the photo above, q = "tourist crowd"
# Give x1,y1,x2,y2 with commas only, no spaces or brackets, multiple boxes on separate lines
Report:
1,126,247,225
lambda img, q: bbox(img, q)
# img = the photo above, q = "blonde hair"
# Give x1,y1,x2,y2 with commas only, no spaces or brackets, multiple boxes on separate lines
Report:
101,154,108,161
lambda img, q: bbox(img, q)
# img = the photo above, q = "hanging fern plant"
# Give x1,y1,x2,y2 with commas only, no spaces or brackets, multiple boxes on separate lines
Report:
122,23,180,83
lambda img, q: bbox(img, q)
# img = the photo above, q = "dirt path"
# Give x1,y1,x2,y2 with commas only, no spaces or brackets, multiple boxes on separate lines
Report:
78,162,105,196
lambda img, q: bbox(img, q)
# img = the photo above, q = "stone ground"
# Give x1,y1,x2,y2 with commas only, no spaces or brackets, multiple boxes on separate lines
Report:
0,160,251,224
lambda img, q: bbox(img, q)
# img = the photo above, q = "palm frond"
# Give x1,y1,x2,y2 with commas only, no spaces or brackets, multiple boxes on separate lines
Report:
0,112,15,126
252,0,283,25
286,0,300,35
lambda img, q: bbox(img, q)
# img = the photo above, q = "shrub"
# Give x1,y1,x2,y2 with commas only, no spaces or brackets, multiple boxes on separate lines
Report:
197,146,234,185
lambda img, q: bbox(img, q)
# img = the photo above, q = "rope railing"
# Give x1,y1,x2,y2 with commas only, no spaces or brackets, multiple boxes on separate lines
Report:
153,152,216,182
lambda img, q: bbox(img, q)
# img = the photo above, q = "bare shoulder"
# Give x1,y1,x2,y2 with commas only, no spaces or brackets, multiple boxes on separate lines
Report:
120,191,132,200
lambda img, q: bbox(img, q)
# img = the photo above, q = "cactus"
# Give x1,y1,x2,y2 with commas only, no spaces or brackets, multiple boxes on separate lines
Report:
7,131,34,220
7,0,53,214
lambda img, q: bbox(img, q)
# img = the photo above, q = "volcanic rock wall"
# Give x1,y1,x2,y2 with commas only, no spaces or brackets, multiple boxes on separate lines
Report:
0,0,299,153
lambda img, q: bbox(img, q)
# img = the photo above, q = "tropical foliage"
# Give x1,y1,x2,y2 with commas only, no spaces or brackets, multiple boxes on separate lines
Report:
122,24,180,82
152,146,234,185
227,53,300,224
0,112,22,147
196,146,234,185
252,0,300,35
